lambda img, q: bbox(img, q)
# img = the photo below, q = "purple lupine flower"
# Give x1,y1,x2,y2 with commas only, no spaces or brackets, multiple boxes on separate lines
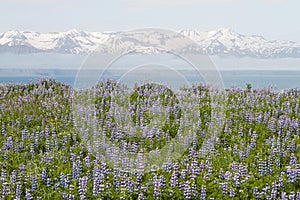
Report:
262,184,270,197
282,192,288,200
60,173,68,189
271,187,277,199
180,169,187,180
286,166,298,183
296,192,300,200
78,176,88,199
268,118,276,133
84,155,91,168
68,194,75,200
61,192,68,199
258,159,267,176
229,188,235,198
10,170,17,187
289,192,295,200
221,182,228,195
138,192,145,200
224,171,231,181
289,153,297,166
1,182,9,199
30,143,35,158
25,189,33,200
191,182,198,198
72,161,78,179
15,181,22,200
153,176,160,198
5,136,13,150
275,158,281,170
268,156,273,175
31,177,37,192
183,181,191,200
159,175,166,188
233,172,241,188
170,171,178,188
77,159,83,176
46,178,52,187
69,184,75,191
19,141,24,151
92,165,101,196
41,168,47,183
200,185,206,200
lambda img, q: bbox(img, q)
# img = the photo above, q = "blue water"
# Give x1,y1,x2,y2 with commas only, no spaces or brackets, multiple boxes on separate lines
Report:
1,69,300,90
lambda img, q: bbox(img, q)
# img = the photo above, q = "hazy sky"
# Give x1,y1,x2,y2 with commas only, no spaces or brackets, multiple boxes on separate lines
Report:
1,0,299,41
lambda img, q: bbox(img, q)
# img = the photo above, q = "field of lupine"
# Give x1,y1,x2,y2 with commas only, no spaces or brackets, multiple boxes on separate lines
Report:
0,79,299,199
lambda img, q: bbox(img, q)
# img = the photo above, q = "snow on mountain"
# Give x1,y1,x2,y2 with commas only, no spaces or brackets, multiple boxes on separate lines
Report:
0,30,41,54
179,28,300,57
0,28,300,58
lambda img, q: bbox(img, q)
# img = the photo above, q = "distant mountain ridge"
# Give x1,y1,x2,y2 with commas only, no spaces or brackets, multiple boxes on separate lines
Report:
0,28,300,58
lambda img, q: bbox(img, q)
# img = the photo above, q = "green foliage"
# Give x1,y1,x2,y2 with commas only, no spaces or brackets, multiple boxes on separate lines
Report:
0,80,299,199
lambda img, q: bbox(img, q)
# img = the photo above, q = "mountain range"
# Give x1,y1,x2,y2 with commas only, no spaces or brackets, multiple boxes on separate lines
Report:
1,28,300,58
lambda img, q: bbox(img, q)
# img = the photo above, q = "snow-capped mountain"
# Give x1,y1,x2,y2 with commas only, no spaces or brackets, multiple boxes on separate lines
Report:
180,29,300,58
0,28,300,58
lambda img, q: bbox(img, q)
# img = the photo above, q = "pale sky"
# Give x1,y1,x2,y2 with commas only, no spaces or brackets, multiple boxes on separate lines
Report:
1,0,300,41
